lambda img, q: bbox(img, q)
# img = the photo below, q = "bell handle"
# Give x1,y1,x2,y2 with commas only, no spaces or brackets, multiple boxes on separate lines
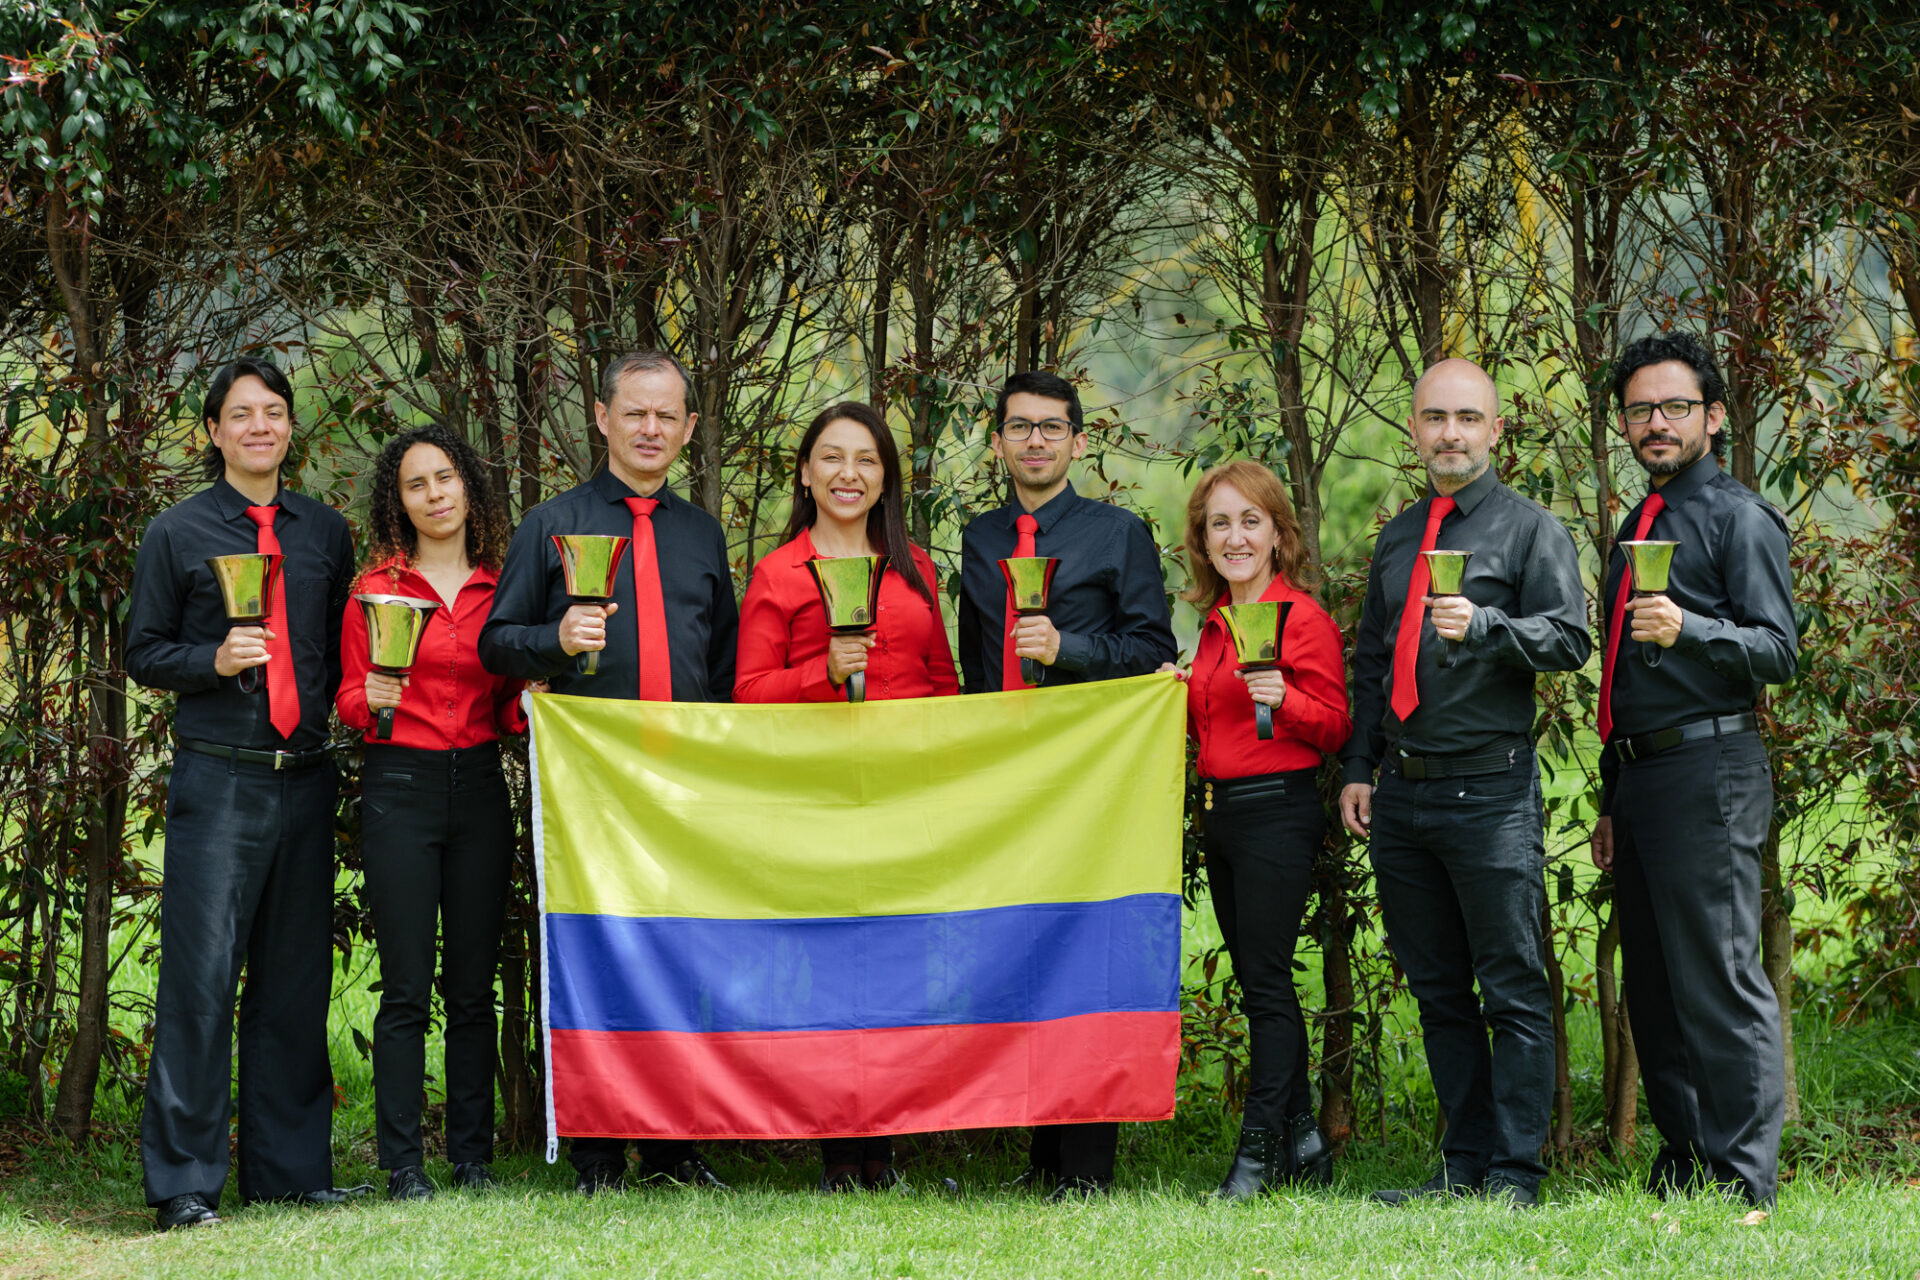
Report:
847,671,866,703
579,647,601,676
1431,593,1462,670
375,705,397,741
1635,590,1667,669
1255,701,1274,741
238,666,263,694
1020,657,1041,688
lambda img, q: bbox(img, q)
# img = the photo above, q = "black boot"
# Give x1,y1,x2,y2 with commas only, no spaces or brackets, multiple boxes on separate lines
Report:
1284,1112,1332,1187
1215,1126,1281,1201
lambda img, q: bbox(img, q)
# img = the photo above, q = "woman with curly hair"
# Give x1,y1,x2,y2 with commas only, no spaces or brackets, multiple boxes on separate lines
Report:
336,424,523,1201
1158,460,1351,1199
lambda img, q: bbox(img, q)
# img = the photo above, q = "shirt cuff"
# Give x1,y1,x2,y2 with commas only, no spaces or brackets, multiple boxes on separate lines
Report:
1053,630,1089,673
1341,755,1376,787
1672,609,1711,661
1464,605,1494,649
188,643,224,692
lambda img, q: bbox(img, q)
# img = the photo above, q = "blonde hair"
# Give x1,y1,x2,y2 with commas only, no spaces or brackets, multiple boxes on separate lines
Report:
1181,460,1319,605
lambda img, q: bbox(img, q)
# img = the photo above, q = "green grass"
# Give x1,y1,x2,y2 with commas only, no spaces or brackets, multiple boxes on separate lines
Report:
3,1122,1917,1279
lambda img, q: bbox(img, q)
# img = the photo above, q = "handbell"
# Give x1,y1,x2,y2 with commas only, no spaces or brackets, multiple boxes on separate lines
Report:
1420,549,1473,670
355,593,443,740
552,534,632,675
1621,539,1680,670
1620,540,1678,595
206,553,282,694
1220,600,1293,740
998,556,1061,687
805,555,888,703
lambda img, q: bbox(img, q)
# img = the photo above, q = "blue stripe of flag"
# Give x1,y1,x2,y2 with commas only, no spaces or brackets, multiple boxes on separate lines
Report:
546,893,1181,1034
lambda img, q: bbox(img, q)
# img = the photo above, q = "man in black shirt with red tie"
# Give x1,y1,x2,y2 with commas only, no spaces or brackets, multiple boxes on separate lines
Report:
1338,358,1589,1209
956,370,1178,1197
127,357,356,1229
1590,332,1796,1207
479,349,738,1193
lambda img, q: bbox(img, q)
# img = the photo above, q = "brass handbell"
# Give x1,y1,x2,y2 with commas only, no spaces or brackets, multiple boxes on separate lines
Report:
551,534,632,676
206,553,282,694
998,556,1060,688
805,555,888,703
1420,548,1473,670
355,594,443,740
1620,539,1680,669
1220,599,1294,740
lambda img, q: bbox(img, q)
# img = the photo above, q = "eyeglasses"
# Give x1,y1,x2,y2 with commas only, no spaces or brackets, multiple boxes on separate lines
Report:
999,418,1075,442
1622,398,1705,425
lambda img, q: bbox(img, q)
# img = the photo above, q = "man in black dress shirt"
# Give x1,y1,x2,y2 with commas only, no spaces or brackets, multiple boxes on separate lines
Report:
127,357,356,1229
1590,332,1796,1207
1338,358,1589,1208
479,349,738,1193
957,370,1178,1197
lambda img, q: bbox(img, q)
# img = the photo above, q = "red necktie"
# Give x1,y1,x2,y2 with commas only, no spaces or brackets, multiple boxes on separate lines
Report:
1001,513,1039,690
243,505,300,739
623,497,673,701
1389,494,1457,722
1598,492,1667,743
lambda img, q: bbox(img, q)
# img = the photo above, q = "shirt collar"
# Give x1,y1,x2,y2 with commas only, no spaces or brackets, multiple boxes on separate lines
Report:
209,476,287,521
1012,480,1081,535
1429,464,1497,516
591,467,678,508
363,552,498,595
1646,450,1719,509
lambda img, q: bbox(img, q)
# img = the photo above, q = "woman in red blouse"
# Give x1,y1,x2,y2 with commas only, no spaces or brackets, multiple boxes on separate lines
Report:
337,424,523,1202
737,400,958,1191
1161,460,1352,1201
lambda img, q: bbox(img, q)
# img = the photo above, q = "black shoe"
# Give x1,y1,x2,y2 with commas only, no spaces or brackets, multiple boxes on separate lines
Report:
1004,1165,1058,1195
1284,1112,1333,1187
637,1154,730,1190
575,1162,625,1196
1485,1171,1540,1209
1047,1175,1112,1201
450,1162,495,1190
1372,1167,1481,1204
279,1185,373,1206
386,1166,434,1202
1215,1126,1281,1201
860,1165,959,1194
819,1166,861,1194
155,1192,221,1231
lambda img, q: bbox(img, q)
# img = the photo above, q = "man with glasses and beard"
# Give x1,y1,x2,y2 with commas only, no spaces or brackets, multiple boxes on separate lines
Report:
1339,358,1588,1209
1589,331,1796,1208
955,370,1177,1198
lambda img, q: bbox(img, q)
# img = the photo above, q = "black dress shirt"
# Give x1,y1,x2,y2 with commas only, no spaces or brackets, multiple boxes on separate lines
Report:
1342,466,1590,784
1600,453,1796,738
956,482,1177,692
126,478,355,751
478,469,738,702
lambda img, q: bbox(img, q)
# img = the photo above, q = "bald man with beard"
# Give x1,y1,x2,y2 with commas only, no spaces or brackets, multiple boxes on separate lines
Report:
1338,359,1589,1208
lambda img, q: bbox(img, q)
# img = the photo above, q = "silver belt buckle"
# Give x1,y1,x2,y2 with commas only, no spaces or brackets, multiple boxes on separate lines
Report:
274,750,288,771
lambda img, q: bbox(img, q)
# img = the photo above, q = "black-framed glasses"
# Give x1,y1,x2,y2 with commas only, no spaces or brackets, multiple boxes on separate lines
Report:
999,418,1074,442
1622,398,1705,425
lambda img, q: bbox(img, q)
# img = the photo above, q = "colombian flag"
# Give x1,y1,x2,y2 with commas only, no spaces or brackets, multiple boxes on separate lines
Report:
529,673,1186,1143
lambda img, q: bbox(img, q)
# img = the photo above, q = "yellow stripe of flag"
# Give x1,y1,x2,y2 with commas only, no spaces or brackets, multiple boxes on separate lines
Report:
532,672,1187,921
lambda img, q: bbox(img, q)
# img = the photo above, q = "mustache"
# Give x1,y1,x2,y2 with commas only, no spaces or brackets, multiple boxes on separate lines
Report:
1640,435,1682,448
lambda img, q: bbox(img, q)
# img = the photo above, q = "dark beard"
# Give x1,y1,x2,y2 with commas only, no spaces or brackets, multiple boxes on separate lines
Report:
1640,435,1708,476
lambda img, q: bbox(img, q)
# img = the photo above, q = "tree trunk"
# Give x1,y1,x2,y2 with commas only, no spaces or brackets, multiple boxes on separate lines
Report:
1760,822,1799,1123
1313,851,1356,1144
1596,904,1639,1153
514,331,545,519
870,206,893,408
907,214,935,545
1542,898,1574,1160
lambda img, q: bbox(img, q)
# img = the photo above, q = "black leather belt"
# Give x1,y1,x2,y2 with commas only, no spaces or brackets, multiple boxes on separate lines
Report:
1392,745,1520,781
1608,711,1759,763
1199,768,1316,811
176,737,332,771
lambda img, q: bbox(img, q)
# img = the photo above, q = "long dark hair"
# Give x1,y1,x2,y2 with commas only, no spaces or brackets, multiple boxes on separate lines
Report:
360,424,510,575
783,402,932,603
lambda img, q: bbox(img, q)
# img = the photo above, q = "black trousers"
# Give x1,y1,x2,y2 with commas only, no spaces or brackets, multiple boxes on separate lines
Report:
820,1136,894,1168
1368,751,1553,1187
141,748,338,1207
362,742,513,1169
1029,1122,1118,1182
1203,770,1322,1130
1612,730,1783,1205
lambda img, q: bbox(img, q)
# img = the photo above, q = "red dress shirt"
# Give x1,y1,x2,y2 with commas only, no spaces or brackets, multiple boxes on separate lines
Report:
736,530,960,703
338,556,527,748
1188,575,1352,778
